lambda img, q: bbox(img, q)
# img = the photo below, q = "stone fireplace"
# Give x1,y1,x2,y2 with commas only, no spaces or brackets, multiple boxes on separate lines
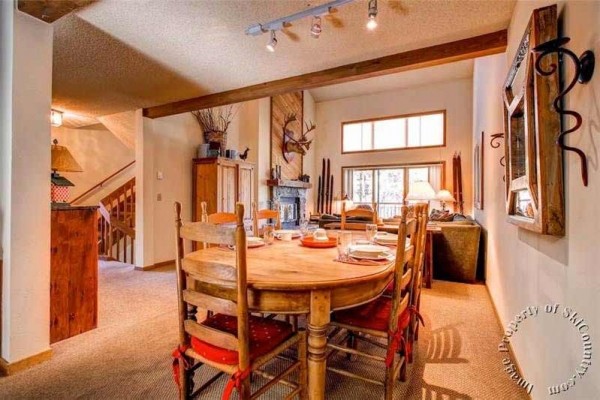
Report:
268,180,311,229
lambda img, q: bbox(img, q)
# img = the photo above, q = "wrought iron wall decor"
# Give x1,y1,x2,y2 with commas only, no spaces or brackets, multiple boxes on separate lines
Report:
501,5,565,236
489,132,506,182
474,132,484,210
489,133,506,167
532,37,595,186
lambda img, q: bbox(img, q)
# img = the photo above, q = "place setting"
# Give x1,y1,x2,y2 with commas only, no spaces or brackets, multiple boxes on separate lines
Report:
334,229,396,266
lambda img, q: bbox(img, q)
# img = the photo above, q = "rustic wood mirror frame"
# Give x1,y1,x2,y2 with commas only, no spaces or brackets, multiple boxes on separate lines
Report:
502,5,565,236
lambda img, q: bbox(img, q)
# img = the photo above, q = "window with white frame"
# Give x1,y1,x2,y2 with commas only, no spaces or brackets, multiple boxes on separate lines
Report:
342,111,445,153
342,163,444,219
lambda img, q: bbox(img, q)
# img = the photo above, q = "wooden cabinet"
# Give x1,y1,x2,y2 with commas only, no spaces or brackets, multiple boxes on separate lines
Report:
50,206,98,343
193,157,255,221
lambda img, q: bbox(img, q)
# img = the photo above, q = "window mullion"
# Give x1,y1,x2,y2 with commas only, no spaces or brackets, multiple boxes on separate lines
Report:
373,169,377,208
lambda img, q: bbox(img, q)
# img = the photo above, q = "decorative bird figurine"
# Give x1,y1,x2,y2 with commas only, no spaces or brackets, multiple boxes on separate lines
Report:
239,147,250,161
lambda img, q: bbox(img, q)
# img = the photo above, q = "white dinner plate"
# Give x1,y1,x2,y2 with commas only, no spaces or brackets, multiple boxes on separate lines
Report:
274,229,302,238
348,250,395,261
348,244,392,260
247,237,266,248
374,232,398,245
349,244,390,254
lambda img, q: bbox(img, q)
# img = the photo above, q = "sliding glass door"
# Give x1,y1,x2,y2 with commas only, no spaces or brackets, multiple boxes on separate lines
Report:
343,163,443,218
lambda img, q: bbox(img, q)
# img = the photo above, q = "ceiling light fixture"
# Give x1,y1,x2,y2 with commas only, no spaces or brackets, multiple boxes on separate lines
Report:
266,30,277,52
366,0,378,30
246,0,355,49
310,16,322,38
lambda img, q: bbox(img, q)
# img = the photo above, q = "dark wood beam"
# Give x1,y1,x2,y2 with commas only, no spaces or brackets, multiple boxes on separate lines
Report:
18,0,96,23
143,30,507,119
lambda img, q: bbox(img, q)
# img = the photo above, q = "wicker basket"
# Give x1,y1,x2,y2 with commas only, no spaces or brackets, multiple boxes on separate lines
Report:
204,130,227,154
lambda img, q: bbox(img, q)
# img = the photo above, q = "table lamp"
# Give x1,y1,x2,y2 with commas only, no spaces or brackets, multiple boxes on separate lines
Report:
340,193,353,213
436,189,456,211
405,181,436,203
51,139,83,205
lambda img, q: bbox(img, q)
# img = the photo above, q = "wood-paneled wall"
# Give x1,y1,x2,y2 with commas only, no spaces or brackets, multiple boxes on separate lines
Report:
271,92,304,181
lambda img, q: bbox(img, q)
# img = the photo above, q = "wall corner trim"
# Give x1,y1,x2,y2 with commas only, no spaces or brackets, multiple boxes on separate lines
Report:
0,349,53,376
135,259,175,271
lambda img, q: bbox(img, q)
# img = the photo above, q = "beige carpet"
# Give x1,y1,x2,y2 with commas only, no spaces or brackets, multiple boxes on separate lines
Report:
0,261,530,399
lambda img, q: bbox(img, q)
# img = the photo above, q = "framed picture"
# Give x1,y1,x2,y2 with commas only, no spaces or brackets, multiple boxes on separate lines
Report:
474,131,484,210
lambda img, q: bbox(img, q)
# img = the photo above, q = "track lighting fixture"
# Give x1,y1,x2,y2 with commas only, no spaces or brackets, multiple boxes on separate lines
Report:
367,0,378,30
310,16,322,38
266,30,277,52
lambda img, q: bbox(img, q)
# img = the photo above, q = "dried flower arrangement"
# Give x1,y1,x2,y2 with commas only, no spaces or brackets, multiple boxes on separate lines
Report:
191,106,237,153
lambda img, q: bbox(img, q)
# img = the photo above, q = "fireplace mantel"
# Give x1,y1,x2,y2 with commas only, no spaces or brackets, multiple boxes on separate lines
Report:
267,179,312,189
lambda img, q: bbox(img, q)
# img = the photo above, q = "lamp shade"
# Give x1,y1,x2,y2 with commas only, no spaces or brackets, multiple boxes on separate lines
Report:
436,189,456,202
51,140,83,172
405,181,436,201
341,193,353,211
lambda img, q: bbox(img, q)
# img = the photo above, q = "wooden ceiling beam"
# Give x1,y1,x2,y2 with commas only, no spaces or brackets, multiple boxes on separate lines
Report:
17,0,96,23
143,29,507,119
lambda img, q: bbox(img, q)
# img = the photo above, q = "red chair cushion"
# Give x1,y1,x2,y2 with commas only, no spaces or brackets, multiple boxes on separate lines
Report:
190,314,293,365
333,297,411,332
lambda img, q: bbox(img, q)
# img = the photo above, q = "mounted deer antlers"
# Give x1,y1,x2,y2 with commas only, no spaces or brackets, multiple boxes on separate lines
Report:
282,113,315,161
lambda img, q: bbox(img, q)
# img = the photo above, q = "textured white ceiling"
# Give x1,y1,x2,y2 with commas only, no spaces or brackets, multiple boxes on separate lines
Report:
52,0,515,117
310,59,473,102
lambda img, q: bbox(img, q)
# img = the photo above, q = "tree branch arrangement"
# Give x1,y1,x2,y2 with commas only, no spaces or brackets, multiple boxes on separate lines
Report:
191,106,238,152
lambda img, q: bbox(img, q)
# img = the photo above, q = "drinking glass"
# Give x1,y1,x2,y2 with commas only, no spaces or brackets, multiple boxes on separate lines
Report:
337,231,353,260
263,223,275,245
299,218,309,237
366,224,378,243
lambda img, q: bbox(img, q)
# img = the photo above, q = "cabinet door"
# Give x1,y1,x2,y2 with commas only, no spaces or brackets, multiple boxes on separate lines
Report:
193,162,218,220
68,209,98,338
238,163,254,219
220,163,238,213
50,211,71,343
50,209,98,344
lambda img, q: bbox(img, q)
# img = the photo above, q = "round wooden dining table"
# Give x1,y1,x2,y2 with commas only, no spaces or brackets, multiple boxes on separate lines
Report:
184,239,397,400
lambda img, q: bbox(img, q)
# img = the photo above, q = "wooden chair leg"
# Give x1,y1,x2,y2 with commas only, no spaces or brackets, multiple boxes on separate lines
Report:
414,296,421,341
240,377,251,400
399,358,407,382
346,333,357,361
179,358,190,400
384,363,395,400
299,331,308,400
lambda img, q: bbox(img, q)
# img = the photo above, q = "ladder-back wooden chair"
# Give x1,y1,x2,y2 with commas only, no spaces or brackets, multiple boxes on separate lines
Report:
251,202,298,327
173,202,307,400
409,203,429,348
327,206,417,399
340,203,378,230
251,202,281,236
200,201,237,225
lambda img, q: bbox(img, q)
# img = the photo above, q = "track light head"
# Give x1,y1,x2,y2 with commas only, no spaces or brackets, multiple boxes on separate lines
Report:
367,0,378,30
310,16,322,38
266,30,277,52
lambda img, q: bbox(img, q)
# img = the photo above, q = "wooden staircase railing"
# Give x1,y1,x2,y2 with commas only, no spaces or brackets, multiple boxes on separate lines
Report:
98,177,135,264
71,160,135,205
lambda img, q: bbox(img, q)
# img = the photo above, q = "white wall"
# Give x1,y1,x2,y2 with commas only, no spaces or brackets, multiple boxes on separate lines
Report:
135,111,201,267
0,8,53,363
474,1,600,398
52,125,134,205
314,79,474,214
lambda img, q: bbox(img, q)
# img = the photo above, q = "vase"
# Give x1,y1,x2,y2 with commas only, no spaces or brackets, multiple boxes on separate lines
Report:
204,130,227,154
197,143,210,158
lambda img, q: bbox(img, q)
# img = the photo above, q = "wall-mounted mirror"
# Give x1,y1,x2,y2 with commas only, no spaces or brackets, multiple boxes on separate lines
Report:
502,4,564,236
